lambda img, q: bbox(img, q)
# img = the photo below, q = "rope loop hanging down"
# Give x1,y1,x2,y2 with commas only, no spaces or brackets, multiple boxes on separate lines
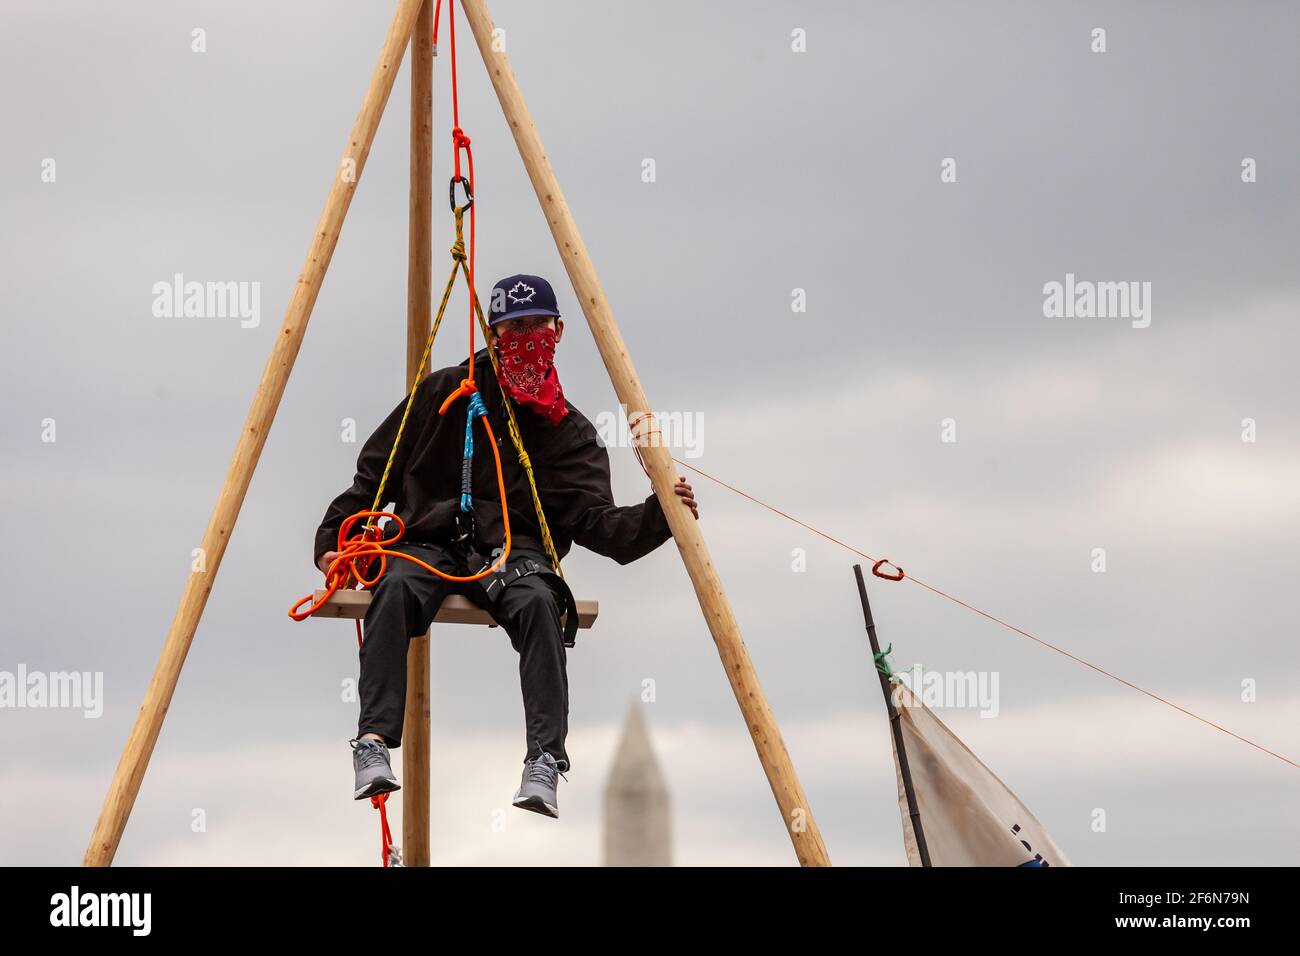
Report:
371,792,401,867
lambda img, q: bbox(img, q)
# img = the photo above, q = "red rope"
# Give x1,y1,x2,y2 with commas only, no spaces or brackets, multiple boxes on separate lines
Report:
435,0,477,381
354,595,391,865
371,792,394,867
671,457,1299,771
354,596,394,865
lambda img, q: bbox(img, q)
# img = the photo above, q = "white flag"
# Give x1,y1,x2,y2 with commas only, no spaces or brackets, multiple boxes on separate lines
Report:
889,680,1070,867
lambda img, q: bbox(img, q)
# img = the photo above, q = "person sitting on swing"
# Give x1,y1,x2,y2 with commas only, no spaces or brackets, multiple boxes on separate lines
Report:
314,273,699,818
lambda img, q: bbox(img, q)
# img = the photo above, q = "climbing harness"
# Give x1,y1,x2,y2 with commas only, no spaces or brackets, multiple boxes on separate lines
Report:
284,198,571,626
289,0,567,625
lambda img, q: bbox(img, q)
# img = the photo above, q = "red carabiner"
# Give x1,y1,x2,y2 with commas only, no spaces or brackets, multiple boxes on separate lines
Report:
872,558,905,582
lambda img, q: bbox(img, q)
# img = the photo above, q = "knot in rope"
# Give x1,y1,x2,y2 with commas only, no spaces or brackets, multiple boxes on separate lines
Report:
452,126,471,149
438,376,478,415
466,390,487,420
874,643,895,678
449,237,466,261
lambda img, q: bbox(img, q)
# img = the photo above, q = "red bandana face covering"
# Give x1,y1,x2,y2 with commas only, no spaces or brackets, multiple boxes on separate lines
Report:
494,326,568,426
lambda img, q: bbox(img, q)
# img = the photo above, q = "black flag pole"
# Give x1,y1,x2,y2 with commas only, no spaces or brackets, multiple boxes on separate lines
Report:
853,564,932,867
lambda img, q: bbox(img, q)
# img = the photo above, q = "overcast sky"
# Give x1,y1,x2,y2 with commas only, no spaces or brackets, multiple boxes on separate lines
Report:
2,0,1297,867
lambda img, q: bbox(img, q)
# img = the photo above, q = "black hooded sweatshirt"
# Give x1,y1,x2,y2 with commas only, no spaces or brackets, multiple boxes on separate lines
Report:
313,350,672,570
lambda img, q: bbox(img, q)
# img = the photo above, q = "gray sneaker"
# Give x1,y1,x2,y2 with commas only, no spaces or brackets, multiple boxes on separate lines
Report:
351,737,400,800
512,753,563,818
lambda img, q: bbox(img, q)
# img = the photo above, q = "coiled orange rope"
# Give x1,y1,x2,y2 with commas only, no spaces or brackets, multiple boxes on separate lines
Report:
287,425,513,621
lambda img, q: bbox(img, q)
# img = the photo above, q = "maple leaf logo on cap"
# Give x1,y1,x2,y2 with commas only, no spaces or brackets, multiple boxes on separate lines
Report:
507,281,536,304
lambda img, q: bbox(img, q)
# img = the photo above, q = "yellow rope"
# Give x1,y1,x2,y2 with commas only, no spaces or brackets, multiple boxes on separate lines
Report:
366,211,467,517
363,210,564,577
467,277,564,577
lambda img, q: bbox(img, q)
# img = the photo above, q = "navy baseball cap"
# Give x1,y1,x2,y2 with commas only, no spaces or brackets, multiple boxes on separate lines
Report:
487,273,562,326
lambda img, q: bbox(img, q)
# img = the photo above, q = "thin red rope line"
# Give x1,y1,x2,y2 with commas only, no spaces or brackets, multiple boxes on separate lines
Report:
441,0,477,371
432,0,458,130
447,0,460,132
671,456,1298,771
466,146,476,366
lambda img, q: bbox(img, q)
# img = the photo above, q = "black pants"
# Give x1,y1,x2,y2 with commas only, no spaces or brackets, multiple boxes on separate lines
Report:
356,541,570,771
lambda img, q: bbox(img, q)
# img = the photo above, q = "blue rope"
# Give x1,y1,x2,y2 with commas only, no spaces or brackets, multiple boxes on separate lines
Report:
459,392,487,511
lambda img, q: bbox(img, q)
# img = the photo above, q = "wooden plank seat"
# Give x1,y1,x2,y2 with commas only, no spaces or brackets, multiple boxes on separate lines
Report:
312,589,599,629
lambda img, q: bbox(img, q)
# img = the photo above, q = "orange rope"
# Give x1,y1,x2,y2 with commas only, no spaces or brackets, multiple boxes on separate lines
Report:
289,0,507,623
671,457,1299,772
289,415,512,621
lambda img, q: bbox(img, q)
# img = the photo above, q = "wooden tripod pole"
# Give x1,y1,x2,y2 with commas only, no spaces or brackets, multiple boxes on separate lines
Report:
83,0,428,867
458,0,831,867
401,0,435,869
